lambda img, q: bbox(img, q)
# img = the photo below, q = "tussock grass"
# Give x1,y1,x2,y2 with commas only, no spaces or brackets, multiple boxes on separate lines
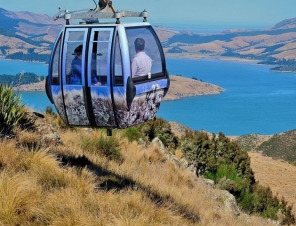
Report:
0,115,279,225
17,130,41,150
0,140,21,170
81,131,121,160
0,170,43,225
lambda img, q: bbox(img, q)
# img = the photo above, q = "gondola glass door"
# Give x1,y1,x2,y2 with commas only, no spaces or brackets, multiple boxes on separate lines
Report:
87,28,115,127
62,28,90,126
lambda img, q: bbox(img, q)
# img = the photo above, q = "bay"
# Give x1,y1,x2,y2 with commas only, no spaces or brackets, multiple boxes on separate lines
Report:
0,57,48,76
158,58,296,135
1,57,296,136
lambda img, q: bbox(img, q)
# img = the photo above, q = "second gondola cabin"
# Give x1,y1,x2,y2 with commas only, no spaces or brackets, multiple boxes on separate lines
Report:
46,8,170,132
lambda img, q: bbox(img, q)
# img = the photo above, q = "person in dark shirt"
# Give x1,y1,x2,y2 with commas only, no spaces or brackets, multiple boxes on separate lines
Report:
70,45,101,85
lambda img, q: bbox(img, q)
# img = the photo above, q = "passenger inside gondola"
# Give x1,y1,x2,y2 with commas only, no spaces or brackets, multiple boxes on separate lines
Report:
131,38,152,78
70,45,101,85
69,45,83,84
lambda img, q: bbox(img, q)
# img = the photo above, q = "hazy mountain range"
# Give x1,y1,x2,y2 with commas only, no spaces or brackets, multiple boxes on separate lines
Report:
0,8,63,56
1,7,296,71
160,19,296,68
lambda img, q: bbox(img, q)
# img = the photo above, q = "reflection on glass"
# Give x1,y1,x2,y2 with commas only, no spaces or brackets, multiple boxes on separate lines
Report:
52,36,61,85
89,30,112,86
114,35,123,86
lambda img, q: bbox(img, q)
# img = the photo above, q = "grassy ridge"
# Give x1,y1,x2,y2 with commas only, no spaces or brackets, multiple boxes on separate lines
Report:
0,118,236,225
0,112,292,225
256,130,296,165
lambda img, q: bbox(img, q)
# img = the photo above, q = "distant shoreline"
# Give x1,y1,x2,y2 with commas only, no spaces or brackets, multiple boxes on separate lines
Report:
166,53,260,64
16,76,225,101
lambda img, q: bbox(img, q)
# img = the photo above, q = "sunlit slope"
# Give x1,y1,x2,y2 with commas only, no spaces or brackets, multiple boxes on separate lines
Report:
0,112,277,226
249,151,296,218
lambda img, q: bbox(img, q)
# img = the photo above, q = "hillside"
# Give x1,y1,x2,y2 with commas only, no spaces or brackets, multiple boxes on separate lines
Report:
162,18,296,72
0,8,63,58
233,131,296,218
235,130,296,165
0,109,291,225
249,152,296,218
2,7,296,72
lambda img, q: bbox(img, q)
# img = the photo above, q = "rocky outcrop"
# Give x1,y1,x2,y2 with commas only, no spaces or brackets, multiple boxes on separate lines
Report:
24,111,61,147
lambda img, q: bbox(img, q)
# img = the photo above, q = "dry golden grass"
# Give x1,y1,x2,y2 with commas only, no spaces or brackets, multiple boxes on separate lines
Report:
277,42,296,51
182,43,225,53
175,149,184,159
272,49,296,60
239,48,265,55
262,33,296,46
0,123,278,225
0,171,43,225
249,152,296,218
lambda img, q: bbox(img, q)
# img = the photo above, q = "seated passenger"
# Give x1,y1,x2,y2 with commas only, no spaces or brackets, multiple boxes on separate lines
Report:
131,38,152,78
70,45,83,85
70,45,101,85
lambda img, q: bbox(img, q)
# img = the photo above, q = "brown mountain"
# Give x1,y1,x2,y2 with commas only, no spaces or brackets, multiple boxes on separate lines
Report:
1,7,296,68
269,17,296,30
0,8,63,55
163,17,296,67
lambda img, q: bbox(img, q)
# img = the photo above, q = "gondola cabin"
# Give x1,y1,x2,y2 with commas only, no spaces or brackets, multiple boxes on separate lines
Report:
46,6,170,134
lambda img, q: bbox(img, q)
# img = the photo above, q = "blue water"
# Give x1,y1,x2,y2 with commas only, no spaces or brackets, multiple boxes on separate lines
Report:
0,57,48,76
153,22,268,34
1,57,296,136
158,58,296,135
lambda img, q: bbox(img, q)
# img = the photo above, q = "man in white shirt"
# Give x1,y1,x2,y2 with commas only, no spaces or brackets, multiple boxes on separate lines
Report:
131,38,152,78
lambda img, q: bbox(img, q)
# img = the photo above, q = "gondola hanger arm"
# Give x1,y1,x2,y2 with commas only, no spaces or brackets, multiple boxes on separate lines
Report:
53,0,148,22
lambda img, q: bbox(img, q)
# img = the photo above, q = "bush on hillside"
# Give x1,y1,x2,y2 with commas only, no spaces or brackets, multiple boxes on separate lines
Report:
81,132,121,161
134,118,178,149
179,131,295,224
180,131,255,182
0,84,28,132
123,127,142,142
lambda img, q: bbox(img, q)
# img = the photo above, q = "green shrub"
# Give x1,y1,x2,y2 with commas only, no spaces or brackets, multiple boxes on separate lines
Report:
180,131,295,224
135,118,178,149
123,127,141,142
81,134,121,160
236,185,295,223
0,84,27,132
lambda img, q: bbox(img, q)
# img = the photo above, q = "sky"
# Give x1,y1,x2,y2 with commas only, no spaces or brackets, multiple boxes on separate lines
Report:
1,0,296,29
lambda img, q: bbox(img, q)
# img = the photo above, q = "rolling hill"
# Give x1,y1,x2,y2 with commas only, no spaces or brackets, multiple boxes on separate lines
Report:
162,17,296,71
0,8,63,57
1,7,296,71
